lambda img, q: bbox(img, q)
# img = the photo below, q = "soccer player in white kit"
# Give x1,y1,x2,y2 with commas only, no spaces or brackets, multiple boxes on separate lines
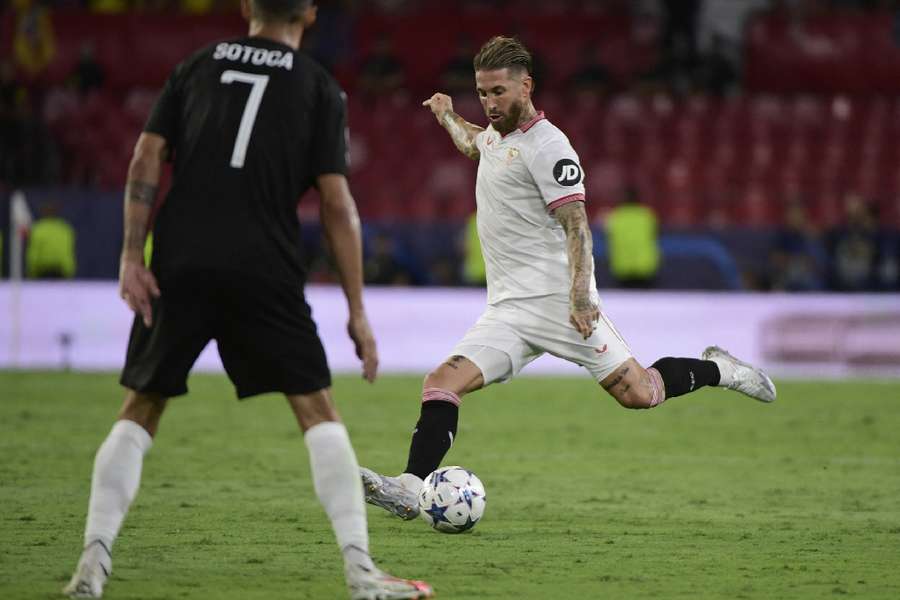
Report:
361,36,776,520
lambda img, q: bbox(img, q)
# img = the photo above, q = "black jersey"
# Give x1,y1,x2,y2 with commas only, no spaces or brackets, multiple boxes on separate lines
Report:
144,36,348,284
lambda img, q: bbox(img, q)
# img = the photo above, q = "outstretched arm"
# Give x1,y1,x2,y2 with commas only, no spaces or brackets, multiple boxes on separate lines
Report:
119,132,165,327
554,201,599,339
317,173,379,383
422,93,484,160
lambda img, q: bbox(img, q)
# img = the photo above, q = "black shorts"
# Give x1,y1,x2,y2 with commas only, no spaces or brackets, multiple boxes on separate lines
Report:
120,270,331,399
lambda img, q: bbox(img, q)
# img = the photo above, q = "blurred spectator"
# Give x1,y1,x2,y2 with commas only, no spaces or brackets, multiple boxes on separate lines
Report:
692,33,737,96
0,60,25,114
604,187,660,288
661,0,701,65
299,0,352,70
180,0,216,14
567,43,613,100
26,202,76,279
0,60,25,180
0,59,58,185
639,0,702,95
12,0,56,82
770,200,827,291
357,34,406,98
461,212,485,286
87,0,128,12
70,43,105,95
439,36,476,96
364,232,412,285
825,194,882,291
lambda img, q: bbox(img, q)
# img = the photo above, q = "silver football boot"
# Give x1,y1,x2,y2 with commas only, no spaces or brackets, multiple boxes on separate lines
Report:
346,561,434,600
360,467,420,520
62,540,111,598
702,345,776,403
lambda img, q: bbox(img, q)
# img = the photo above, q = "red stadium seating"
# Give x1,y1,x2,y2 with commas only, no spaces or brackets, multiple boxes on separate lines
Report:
8,7,900,228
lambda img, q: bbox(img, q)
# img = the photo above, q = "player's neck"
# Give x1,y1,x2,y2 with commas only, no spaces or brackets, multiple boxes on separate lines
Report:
514,102,538,130
248,21,304,50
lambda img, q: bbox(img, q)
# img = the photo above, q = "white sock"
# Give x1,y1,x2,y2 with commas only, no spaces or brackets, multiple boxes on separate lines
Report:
84,420,153,551
398,473,424,493
304,421,374,571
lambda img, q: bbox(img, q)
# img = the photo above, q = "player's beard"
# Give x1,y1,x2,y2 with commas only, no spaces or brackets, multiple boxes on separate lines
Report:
490,99,524,136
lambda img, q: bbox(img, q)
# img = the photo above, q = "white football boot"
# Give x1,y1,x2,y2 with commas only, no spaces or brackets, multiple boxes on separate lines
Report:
702,345,777,403
346,562,434,600
360,467,420,520
62,540,111,598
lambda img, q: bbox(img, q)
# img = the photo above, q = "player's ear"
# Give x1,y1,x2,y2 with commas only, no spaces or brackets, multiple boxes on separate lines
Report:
522,75,534,97
302,3,318,28
240,0,251,21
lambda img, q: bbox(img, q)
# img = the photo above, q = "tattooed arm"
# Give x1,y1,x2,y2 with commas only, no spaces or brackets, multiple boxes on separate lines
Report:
554,201,599,339
422,93,484,160
119,132,166,326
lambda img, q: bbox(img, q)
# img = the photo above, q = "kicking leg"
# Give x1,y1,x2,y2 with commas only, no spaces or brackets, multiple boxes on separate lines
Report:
601,351,774,409
362,355,485,520
64,391,164,598
288,390,432,600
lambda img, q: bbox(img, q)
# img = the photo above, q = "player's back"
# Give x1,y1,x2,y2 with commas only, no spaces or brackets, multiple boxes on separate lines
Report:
146,37,347,284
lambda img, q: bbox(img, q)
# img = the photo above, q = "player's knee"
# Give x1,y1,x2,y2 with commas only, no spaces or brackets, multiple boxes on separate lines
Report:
613,388,653,410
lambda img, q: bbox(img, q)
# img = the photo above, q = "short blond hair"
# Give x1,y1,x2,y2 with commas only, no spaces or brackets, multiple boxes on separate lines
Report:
473,36,533,77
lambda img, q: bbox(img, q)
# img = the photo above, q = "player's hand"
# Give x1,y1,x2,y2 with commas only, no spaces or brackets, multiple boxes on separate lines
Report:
348,310,379,383
569,299,600,340
118,258,160,327
422,93,453,122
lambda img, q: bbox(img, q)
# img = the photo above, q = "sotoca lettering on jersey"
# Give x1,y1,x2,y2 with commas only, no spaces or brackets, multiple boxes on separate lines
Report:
474,112,598,305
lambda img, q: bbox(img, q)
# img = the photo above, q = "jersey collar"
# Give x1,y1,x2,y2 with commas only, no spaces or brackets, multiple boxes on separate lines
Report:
499,110,545,138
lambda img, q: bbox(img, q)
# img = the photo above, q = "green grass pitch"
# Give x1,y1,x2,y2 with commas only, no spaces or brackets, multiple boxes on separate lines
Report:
2,371,900,599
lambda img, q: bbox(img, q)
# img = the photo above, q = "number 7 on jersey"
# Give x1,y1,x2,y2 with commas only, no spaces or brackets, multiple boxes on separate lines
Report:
220,70,270,168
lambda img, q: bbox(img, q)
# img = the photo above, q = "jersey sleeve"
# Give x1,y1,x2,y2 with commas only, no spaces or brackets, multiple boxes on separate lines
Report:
312,76,349,176
144,64,182,149
526,134,586,212
474,129,488,153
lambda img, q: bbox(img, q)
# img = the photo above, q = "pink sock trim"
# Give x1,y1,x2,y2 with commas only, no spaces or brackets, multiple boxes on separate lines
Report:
422,387,461,407
647,367,666,408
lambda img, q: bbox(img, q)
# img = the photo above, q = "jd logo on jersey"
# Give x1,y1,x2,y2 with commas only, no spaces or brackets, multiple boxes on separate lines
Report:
553,159,582,186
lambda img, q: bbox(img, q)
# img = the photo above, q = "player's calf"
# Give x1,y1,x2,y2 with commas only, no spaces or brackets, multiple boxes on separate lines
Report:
602,357,721,409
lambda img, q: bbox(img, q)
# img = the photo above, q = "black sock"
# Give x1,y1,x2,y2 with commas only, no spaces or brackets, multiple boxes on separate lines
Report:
404,401,458,480
650,357,720,398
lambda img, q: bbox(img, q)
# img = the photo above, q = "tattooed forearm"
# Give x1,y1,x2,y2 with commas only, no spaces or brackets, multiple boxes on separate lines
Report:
126,181,158,207
555,202,594,308
441,112,481,160
121,180,157,259
122,212,149,255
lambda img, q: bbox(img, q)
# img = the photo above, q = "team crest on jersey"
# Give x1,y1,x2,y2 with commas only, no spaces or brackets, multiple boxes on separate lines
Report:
553,158,582,186
506,147,519,164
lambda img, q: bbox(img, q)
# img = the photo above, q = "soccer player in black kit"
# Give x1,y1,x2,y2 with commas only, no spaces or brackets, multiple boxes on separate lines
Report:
63,2,432,599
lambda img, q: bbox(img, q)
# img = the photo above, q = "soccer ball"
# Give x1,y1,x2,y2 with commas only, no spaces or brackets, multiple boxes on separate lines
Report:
418,466,486,533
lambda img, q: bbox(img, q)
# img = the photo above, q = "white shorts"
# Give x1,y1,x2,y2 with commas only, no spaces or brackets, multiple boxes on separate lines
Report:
450,294,633,385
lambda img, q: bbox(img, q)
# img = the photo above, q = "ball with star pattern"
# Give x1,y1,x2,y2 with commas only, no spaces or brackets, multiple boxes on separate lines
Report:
418,466,487,533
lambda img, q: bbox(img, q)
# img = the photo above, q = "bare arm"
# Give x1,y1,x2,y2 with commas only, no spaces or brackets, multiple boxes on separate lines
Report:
317,173,378,382
119,132,165,326
422,93,483,160
554,201,599,339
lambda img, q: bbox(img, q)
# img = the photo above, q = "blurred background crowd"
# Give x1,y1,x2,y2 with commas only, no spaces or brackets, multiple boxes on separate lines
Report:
2,0,900,291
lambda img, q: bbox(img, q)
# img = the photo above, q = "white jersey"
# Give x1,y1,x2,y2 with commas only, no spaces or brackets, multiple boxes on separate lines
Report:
473,112,597,305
